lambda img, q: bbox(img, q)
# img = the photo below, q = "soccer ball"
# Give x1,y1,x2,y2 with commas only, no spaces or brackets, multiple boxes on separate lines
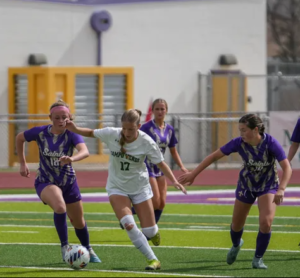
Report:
64,245,90,270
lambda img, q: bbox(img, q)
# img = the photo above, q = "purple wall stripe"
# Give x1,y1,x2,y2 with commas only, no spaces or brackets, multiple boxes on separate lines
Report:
20,0,197,5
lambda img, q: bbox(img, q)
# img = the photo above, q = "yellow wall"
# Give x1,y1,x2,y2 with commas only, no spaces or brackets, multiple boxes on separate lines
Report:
211,74,247,163
8,67,134,166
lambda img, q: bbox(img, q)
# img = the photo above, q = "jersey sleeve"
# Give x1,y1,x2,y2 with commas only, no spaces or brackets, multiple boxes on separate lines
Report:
145,141,164,164
70,132,85,147
23,126,43,142
220,138,240,156
93,127,113,145
291,118,300,143
269,136,287,162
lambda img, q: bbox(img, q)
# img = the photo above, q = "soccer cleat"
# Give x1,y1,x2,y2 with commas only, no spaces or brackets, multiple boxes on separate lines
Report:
252,257,268,269
145,259,161,271
227,238,244,265
88,248,102,263
120,222,124,230
61,245,69,262
150,232,161,246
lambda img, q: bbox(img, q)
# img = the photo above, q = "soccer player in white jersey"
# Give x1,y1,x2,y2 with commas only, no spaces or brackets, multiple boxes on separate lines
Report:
65,109,187,271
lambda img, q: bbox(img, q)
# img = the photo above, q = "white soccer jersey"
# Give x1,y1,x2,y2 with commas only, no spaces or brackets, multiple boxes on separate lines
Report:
93,127,164,195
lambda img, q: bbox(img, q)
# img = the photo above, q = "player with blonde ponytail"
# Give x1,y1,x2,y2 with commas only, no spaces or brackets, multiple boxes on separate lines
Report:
65,108,186,271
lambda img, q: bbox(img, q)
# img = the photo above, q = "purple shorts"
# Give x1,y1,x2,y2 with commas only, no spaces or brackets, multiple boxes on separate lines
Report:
236,187,278,204
35,180,82,205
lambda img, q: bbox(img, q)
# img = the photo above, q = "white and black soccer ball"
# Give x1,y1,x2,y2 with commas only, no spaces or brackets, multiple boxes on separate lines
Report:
64,245,90,270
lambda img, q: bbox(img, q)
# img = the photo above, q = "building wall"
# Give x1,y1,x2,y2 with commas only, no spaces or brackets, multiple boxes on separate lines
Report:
0,0,266,166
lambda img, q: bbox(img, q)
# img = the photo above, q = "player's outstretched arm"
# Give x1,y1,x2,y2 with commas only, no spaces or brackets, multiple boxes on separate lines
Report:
156,161,187,194
65,120,95,138
288,142,299,163
178,149,225,186
16,132,30,178
59,143,90,166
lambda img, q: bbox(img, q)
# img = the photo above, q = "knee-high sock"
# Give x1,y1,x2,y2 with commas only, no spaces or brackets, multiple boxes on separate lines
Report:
154,210,163,224
54,212,68,247
131,207,136,215
120,215,158,261
230,225,244,248
75,223,91,250
255,231,271,258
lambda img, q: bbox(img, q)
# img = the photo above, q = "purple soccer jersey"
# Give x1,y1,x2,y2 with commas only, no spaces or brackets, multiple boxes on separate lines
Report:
220,133,286,193
24,125,84,187
140,120,178,177
291,118,300,143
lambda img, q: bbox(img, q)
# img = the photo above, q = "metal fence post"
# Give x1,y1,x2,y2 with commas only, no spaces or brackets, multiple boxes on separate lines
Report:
114,114,119,127
170,116,177,170
214,121,219,170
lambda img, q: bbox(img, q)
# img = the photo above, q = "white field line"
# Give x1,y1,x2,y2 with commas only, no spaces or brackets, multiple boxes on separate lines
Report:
0,224,300,234
1,211,300,220
0,190,234,199
0,266,232,278
1,187,300,199
207,198,300,203
0,242,299,254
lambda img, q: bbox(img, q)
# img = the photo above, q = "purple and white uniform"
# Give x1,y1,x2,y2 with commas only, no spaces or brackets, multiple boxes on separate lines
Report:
140,120,178,178
220,134,286,204
24,125,84,204
291,118,300,143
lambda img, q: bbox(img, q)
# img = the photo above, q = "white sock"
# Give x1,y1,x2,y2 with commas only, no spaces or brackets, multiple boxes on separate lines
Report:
120,215,158,261
142,225,158,239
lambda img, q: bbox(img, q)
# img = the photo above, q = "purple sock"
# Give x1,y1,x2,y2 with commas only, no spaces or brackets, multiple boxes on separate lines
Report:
230,225,244,247
54,212,68,247
75,223,90,250
255,231,271,258
131,207,136,215
154,210,163,224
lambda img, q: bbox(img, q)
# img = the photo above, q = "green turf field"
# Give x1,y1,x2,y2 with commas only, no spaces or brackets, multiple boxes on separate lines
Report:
0,202,299,277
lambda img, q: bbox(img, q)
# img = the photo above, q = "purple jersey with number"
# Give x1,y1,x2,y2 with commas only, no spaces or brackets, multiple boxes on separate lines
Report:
220,133,286,192
140,120,178,177
24,125,84,187
291,118,300,143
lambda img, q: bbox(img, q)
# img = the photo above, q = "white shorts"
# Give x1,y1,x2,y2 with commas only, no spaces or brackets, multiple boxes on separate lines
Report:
106,185,153,205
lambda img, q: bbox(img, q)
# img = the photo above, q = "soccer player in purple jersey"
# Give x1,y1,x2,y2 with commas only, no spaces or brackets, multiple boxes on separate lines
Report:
179,114,292,269
287,117,300,247
139,99,188,224
15,99,101,263
288,117,300,164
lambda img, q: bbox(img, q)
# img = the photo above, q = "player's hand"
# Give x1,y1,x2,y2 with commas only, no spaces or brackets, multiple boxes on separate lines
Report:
59,156,73,166
178,172,195,186
173,181,187,195
180,167,189,173
273,189,284,206
20,163,30,178
65,119,77,132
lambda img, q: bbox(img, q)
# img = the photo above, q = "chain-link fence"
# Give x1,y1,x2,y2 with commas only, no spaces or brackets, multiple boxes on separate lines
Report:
173,112,269,170
0,112,269,170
